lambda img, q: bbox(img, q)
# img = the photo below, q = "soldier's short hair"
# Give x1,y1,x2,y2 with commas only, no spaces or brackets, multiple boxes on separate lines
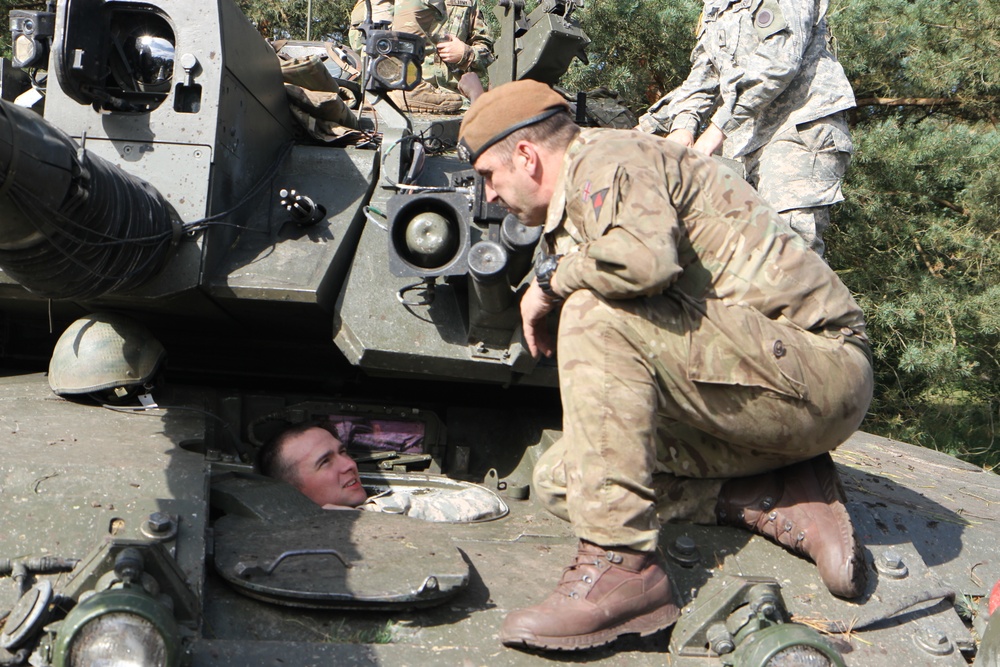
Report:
486,111,579,168
255,419,339,484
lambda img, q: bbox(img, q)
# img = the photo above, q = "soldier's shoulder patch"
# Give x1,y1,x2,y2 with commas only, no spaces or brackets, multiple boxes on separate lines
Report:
753,0,787,40
590,187,610,220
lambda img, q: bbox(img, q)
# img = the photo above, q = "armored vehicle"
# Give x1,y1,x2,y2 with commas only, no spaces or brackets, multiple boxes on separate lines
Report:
0,1,998,665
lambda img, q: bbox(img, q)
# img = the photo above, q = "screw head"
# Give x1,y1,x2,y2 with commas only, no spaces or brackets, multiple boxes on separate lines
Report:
674,535,696,555
147,512,172,533
876,549,909,578
880,550,902,568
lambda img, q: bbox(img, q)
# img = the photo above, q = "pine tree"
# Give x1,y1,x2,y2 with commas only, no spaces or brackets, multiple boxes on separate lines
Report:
237,0,355,42
570,0,1000,468
828,0,1000,467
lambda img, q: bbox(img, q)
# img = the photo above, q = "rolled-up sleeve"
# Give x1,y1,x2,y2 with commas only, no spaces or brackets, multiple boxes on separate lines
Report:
463,5,494,73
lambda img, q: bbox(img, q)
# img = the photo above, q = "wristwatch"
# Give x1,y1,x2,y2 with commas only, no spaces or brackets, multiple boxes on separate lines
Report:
534,253,563,300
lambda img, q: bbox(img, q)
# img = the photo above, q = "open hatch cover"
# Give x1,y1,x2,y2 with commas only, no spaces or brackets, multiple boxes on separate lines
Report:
213,510,469,610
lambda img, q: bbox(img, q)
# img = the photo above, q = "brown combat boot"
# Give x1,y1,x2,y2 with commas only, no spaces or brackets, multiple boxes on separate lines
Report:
716,453,868,599
387,82,463,114
499,541,680,651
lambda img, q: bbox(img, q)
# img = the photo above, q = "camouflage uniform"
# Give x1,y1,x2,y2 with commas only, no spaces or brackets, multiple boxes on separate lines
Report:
348,0,395,52
391,0,493,89
534,128,873,553
350,0,494,110
361,486,507,522
638,0,855,255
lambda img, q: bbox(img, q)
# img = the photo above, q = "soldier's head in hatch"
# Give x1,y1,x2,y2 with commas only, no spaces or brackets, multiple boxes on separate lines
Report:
257,421,369,509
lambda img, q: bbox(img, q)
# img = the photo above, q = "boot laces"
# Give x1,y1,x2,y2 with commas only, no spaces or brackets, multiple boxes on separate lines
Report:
554,552,607,599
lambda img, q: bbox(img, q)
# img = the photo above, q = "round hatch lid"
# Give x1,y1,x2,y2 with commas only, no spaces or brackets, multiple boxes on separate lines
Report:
213,510,469,610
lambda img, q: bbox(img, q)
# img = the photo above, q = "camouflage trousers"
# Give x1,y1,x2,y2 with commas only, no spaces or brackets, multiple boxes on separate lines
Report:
743,112,853,257
533,289,873,553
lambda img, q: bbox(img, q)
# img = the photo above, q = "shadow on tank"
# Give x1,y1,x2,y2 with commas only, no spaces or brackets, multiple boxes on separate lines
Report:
0,0,998,666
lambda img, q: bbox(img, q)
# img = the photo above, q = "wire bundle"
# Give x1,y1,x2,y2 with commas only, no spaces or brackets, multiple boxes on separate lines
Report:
0,149,178,299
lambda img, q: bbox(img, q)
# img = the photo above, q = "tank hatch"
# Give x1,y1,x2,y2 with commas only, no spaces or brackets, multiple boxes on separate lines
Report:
213,510,469,610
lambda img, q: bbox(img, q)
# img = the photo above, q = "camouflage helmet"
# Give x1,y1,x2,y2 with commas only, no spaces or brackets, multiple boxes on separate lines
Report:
48,313,165,397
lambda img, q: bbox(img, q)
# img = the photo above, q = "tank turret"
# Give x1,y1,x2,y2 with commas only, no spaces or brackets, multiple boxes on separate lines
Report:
0,2,997,667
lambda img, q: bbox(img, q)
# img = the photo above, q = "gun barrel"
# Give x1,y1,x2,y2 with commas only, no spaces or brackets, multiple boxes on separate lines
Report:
0,100,179,300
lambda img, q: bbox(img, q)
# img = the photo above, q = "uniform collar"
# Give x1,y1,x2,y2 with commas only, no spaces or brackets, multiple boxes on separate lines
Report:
543,133,584,234
543,169,568,234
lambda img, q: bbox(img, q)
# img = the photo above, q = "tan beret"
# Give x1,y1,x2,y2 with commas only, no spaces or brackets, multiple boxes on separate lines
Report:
458,80,570,164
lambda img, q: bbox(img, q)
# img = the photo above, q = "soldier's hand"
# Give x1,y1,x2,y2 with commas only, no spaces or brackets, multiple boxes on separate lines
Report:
693,124,725,155
665,128,695,148
521,279,558,359
436,34,470,65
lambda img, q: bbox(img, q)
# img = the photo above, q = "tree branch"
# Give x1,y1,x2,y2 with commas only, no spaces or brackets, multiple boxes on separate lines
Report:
856,97,961,107
884,191,968,217
913,238,958,348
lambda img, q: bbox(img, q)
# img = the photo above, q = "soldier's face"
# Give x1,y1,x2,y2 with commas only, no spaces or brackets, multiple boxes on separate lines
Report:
281,427,368,508
475,144,547,226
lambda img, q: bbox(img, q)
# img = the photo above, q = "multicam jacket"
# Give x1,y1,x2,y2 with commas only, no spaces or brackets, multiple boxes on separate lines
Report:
391,0,495,87
642,0,855,158
545,128,866,335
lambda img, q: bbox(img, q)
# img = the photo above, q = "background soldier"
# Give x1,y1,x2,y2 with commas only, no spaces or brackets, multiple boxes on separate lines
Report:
351,0,494,113
458,80,872,652
638,0,855,256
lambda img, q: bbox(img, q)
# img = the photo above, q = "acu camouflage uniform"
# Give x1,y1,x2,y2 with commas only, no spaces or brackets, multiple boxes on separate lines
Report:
638,0,855,255
361,486,506,522
533,128,873,553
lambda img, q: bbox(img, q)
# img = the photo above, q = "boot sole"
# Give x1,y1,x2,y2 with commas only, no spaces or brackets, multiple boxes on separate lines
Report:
500,604,679,651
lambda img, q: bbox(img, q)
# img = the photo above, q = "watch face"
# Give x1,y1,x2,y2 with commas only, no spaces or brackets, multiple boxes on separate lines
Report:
536,255,558,277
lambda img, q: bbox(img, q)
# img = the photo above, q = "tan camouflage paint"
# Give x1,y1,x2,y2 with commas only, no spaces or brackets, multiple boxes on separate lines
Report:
533,128,873,553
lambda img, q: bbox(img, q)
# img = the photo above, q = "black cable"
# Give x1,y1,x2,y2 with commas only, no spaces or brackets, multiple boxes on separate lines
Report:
0,133,294,299
0,152,176,298
180,140,295,231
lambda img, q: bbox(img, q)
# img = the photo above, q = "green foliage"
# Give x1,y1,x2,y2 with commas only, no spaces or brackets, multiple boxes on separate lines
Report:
834,0,1000,119
822,0,1000,469
560,0,701,106
565,0,1000,468
827,117,1000,469
236,0,355,42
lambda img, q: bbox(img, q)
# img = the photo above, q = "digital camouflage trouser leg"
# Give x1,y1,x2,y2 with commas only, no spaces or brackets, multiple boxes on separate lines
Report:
534,289,873,553
743,112,853,257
